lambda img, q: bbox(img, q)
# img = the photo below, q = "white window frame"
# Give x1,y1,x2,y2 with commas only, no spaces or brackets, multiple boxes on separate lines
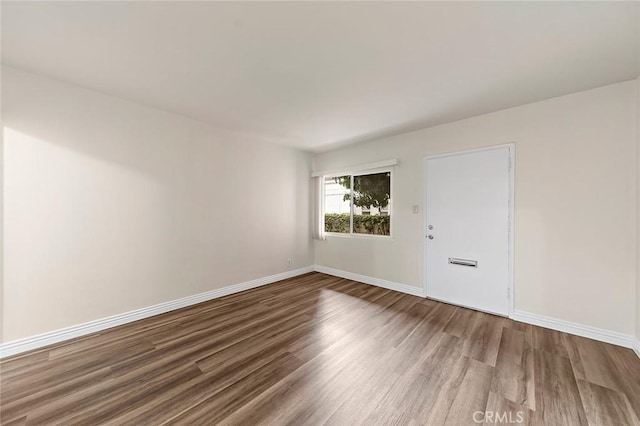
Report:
323,167,393,239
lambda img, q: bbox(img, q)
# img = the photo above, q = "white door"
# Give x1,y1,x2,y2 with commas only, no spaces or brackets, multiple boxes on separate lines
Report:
424,146,511,316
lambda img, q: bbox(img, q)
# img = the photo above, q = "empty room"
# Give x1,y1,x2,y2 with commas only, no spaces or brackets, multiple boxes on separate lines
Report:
1,1,640,425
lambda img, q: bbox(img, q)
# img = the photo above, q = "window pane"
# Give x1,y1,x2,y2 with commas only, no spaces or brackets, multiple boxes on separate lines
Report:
324,175,351,233
352,172,391,235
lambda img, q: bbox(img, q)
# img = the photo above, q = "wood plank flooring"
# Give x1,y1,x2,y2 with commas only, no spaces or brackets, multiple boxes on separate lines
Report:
1,272,639,425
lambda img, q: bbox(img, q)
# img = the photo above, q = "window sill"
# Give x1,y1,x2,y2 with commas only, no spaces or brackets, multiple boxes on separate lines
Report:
324,232,392,240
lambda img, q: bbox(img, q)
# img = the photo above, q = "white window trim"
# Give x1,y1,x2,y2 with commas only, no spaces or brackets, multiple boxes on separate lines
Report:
311,159,398,178
323,167,393,239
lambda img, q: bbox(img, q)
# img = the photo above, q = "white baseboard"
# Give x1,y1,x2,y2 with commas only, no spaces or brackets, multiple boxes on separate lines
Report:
313,265,426,297
315,266,638,359
4,266,638,361
0,266,314,359
511,310,636,350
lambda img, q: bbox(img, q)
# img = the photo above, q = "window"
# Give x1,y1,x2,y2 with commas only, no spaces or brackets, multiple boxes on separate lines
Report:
323,171,391,236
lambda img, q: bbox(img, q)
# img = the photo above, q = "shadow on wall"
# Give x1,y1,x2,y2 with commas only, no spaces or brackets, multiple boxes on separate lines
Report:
2,65,302,182
1,66,312,341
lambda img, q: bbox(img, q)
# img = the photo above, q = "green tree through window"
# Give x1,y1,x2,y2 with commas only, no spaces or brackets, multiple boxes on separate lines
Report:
324,171,391,236
334,172,390,210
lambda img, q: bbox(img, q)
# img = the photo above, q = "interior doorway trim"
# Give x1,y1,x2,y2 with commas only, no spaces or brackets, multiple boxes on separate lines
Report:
422,142,515,317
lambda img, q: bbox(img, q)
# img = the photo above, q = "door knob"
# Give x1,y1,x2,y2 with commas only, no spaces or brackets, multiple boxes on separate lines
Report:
427,235,434,240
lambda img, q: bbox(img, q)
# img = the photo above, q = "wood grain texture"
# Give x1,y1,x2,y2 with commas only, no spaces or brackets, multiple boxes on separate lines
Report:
1,272,639,425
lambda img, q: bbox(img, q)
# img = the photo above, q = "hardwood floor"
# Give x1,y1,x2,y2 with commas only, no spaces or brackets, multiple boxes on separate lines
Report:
1,272,639,425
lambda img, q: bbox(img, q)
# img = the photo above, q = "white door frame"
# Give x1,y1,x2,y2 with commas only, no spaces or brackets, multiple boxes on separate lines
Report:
422,143,515,317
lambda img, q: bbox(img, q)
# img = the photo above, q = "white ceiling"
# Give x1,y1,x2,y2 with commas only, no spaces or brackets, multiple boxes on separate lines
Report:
2,2,639,152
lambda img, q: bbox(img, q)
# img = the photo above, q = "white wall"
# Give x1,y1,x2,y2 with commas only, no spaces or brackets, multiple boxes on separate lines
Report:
2,66,313,342
4,64,638,344
0,62,4,344
314,80,638,336
637,75,640,344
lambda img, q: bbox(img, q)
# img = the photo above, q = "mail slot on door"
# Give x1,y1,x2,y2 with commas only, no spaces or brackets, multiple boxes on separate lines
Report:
448,257,478,268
